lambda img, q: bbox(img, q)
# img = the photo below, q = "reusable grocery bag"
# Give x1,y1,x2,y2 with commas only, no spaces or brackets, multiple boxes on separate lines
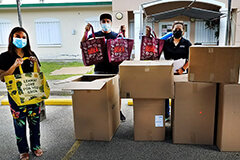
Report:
80,24,105,66
107,32,134,64
4,57,50,106
140,26,164,60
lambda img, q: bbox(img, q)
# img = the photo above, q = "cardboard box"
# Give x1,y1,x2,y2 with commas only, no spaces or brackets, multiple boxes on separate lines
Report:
120,60,174,99
173,76,216,145
217,83,240,151
63,74,120,141
133,99,165,141
188,46,240,83
174,74,188,82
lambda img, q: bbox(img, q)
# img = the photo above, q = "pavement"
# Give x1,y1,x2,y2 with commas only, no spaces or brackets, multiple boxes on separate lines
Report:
1,97,240,160
0,70,240,160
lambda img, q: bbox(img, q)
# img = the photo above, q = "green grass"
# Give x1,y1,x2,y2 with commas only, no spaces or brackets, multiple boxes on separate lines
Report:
40,62,94,80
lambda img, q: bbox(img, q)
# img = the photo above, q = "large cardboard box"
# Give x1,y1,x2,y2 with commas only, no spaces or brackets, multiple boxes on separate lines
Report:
173,75,216,145
217,83,240,151
133,99,165,141
64,74,120,141
188,46,240,83
120,60,174,99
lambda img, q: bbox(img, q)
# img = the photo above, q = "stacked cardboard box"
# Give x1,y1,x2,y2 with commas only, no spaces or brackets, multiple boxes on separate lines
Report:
63,74,120,141
217,83,240,151
182,46,240,150
188,46,240,83
173,74,216,145
120,60,174,141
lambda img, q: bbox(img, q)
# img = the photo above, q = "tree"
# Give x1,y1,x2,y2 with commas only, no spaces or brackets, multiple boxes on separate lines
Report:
16,0,22,27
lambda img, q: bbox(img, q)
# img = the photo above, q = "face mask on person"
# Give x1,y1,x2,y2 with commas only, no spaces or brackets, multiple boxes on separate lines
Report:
13,38,27,48
173,30,183,39
101,23,111,32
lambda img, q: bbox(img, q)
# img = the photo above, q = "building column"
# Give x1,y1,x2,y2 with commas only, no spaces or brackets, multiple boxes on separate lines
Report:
133,10,143,60
219,9,228,46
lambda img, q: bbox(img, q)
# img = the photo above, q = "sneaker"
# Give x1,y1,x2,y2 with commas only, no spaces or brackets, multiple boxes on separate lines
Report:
120,111,126,122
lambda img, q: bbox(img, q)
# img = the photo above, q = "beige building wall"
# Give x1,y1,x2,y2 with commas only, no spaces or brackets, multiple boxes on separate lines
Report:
0,6,112,60
112,0,154,38
217,0,240,45
112,0,240,45
112,0,152,11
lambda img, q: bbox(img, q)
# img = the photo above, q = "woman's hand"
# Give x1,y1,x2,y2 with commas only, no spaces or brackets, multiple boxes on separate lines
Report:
176,68,184,75
13,58,23,68
29,56,40,72
29,56,38,63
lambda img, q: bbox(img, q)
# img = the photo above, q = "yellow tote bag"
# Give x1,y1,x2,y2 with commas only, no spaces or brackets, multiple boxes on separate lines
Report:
4,57,50,106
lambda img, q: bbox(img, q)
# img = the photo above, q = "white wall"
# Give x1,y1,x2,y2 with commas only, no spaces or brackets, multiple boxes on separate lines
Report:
0,6,112,60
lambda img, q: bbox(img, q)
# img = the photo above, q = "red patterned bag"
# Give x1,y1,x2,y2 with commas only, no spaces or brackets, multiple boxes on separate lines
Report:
80,24,105,66
140,26,164,60
107,33,134,64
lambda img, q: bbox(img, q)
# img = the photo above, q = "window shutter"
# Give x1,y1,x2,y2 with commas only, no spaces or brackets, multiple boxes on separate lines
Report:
195,20,217,45
35,18,61,46
0,19,11,46
85,17,101,35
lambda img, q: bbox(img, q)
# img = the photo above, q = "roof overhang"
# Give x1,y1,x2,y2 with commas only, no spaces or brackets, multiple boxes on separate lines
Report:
151,7,223,21
141,0,225,21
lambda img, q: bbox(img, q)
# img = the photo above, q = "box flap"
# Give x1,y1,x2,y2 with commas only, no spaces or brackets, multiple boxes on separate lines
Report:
63,74,116,90
191,46,240,49
63,80,107,90
174,74,188,82
120,60,174,66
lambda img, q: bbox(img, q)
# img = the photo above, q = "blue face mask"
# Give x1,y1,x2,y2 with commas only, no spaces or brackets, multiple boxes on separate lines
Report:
101,23,111,32
13,38,27,49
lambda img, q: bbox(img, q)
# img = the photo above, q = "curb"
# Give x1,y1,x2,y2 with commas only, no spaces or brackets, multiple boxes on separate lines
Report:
128,99,172,106
1,99,72,106
0,90,71,96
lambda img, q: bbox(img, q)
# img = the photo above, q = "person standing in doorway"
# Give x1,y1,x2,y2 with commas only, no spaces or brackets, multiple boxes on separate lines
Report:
81,13,126,121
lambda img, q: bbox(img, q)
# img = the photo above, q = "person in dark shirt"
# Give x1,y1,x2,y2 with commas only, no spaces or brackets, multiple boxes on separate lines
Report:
163,21,192,74
162,21,192,121
81,13,126,121
0,27,43,160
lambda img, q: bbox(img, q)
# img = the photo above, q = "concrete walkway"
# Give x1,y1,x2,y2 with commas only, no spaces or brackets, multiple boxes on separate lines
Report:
50,66,93,76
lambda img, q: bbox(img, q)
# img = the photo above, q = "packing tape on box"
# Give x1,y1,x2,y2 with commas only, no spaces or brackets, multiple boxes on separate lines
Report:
145,67,150,72
210,73,215,81
189,73,195,81
190,132,196,144
208,48,214,53
90,132,94,140
230,69,236,82
193,83,198,93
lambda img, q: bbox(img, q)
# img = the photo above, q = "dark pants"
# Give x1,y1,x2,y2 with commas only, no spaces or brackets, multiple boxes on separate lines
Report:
8,95,41,154
165,99,169,118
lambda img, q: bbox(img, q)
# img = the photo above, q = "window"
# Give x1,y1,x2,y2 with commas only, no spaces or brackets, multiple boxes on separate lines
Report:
35,18,61,46
195,20,217,45
129,20,153,39
85,17,101,35
0,19,11,47
159,22,190,39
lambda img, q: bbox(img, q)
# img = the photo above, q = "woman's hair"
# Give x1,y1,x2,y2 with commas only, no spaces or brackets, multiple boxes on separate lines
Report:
172,21,185,31
8,27,33,56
